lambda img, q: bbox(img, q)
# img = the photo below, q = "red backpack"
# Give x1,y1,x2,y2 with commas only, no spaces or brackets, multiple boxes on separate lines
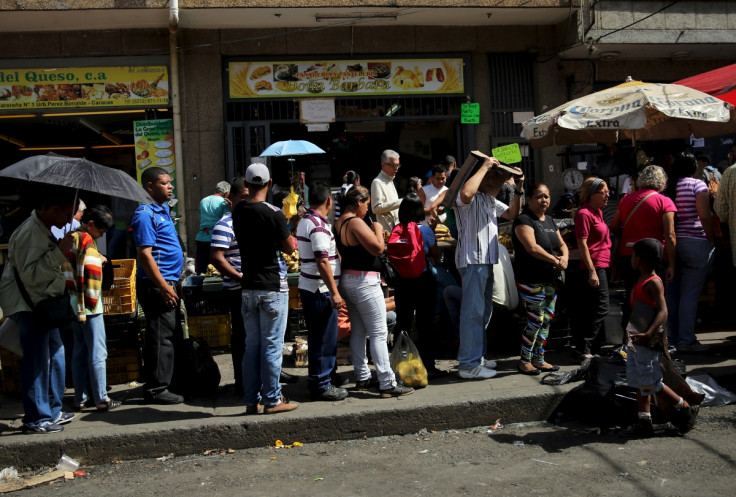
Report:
387,222,426,279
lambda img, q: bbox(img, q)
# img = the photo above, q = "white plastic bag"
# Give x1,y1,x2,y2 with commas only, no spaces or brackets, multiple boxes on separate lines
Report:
492,244,519,310
686,374,736,407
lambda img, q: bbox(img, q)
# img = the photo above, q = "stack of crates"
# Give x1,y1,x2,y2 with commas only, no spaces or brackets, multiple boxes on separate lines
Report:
184,276,231,348
102,259,142,385
103,259,137,315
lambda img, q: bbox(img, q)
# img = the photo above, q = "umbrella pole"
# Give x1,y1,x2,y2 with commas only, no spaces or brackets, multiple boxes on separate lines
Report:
64,188,79,236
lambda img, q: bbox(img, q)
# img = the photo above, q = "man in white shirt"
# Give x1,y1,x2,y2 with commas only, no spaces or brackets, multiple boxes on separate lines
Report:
454,157,524,380
418,164,448,226
296,182,348,402
370,149,402,232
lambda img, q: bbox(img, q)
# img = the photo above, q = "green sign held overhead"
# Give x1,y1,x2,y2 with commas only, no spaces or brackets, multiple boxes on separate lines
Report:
491,143,522,165
461,103,480,124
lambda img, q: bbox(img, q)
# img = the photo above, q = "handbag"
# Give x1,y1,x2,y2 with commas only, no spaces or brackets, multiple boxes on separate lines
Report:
13,267,75,331
378,253,401,287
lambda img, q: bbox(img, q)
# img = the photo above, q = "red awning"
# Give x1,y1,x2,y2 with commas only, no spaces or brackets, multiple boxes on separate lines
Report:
675,63,736,106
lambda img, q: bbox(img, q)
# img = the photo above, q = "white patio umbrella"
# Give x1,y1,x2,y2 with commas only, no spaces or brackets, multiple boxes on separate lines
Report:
521,78,736,148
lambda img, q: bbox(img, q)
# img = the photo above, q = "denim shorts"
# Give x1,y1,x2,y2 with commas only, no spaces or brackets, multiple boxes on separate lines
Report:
626,344,664,395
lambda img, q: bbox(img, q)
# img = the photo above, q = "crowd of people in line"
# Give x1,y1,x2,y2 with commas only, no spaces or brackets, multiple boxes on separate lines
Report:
2,141,736,435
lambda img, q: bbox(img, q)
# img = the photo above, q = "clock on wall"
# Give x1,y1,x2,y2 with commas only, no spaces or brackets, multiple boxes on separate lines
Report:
561,168,584,191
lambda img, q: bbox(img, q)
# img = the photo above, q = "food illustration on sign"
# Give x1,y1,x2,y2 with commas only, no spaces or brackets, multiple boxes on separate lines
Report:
156,158,174,166
138,159,152,169
368,63,391,79
249,66,272,81
425,67,445,82
276,81,297,92
136,140,149,150
154,140,172,149
255,80,272,91
130,74,167,98
392,66,424,90
155,149,173,158
273,64,299,82
137,150,149,160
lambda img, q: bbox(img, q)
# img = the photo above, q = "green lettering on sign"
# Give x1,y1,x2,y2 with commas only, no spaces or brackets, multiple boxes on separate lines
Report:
461,103,480,124
491,143,522,165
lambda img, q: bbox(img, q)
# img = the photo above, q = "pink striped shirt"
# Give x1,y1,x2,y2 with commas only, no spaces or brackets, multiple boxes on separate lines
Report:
674,177,707,239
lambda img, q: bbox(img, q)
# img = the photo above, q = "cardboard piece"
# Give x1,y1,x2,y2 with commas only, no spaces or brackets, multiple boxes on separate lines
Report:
441,151,523,208
0,469,69,493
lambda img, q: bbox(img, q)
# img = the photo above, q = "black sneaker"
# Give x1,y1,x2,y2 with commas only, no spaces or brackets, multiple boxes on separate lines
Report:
379,384,414,398
354,376,379,391
54,412,75,425
671,405,699,434
310,384,349,401
22,422,64,434
280,371,299,384
145,389,184,405
619,419,654,438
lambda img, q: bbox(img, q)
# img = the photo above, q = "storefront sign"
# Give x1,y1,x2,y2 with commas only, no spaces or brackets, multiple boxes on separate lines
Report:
0,66,169,111
229,58,464,99
134,119,178,216
461,103,480,124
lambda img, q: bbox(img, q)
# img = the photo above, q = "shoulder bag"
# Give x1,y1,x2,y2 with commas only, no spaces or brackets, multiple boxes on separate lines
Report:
13,267,75,331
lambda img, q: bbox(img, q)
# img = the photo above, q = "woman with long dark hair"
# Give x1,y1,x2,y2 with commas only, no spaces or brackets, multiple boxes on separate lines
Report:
335,186,413,397
664,152,715,352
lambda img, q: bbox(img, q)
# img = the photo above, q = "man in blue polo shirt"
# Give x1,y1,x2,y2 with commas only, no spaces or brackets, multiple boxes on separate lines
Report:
131,167,185,405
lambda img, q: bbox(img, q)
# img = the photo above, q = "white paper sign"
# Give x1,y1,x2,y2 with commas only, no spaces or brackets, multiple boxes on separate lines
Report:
300,98,336,123
577,161,587,170
513,111,534,124
307,123,330,132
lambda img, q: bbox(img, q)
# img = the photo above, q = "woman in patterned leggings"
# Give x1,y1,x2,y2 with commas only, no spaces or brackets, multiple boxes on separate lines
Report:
511,183,569,375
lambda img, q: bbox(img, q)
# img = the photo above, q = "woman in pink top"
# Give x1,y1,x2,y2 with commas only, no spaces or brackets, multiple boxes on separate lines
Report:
663,152,715,352
609,165,677,334
572,177,612,360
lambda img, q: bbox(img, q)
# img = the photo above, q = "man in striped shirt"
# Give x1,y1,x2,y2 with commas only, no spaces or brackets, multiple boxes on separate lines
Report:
296,182,348,401
454,157,524,380
210,177,248,396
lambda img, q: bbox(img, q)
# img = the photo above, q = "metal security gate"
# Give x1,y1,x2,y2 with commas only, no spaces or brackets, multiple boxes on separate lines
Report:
488,53,536,182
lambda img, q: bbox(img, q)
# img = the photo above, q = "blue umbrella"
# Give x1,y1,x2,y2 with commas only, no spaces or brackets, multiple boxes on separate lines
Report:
259,140,325,157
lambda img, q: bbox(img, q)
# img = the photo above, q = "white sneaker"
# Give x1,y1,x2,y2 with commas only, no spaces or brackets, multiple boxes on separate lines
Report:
481,358,498,369
458,365,498,379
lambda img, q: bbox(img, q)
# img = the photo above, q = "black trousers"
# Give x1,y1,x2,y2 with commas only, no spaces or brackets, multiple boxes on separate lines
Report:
393,270,439,367
225,289,246,392
571,267,609,355
138,279,181,396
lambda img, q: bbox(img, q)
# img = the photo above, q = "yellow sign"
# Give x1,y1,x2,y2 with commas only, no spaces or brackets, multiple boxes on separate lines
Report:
229,59,464,99
0,66,169,111
134,119,178,216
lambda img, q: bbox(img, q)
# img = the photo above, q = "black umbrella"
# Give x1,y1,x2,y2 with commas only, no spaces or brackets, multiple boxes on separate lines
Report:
0,153,153,204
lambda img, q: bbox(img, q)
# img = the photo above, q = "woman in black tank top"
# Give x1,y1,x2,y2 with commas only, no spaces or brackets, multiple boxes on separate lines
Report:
335,185,413,398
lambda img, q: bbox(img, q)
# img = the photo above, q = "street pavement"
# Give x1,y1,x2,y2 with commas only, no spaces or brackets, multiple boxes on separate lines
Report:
0,329,734,470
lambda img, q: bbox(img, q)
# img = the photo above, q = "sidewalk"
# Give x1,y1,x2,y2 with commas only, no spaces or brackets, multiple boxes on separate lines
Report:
1,329,734,470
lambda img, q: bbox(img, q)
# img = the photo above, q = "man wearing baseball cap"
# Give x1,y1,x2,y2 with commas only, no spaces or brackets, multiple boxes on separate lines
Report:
232,163,298,414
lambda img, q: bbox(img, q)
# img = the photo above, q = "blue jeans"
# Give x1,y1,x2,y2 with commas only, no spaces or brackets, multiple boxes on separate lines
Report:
300,289,338,394
15,312,65,427
241,290,288,407
71,314,108,405
667,237,715,347
339,273,396,390
457,265,494,370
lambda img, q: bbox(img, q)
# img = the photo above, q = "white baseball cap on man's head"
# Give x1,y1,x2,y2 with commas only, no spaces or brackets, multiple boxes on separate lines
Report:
245,163,270,185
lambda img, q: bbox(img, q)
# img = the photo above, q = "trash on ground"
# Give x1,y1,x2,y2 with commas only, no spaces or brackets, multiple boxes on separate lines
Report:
0,467,18,481
531,459,559,466
56,454,80,473
73,471,87,477
513,440,525,446
418,449,429,454
686,374,736,406
314,478,324,481
156,453,174,462
0,469,68,493
487,419,503,435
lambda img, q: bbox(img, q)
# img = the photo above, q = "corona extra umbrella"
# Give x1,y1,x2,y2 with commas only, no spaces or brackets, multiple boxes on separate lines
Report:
521,77,736,148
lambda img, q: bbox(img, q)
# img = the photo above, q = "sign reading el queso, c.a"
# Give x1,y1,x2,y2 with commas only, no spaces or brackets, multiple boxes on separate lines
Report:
0,66,170,110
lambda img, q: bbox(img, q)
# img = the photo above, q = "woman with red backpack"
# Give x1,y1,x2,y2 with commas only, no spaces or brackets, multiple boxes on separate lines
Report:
388,194,445,379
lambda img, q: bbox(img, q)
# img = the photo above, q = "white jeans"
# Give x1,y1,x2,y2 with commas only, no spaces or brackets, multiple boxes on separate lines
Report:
340,273,396,389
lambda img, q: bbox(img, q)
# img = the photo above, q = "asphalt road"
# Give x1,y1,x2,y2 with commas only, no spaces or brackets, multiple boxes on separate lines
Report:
16,404,736,496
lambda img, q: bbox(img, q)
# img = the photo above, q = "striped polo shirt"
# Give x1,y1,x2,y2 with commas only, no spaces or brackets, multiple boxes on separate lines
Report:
674,177,708,239
296,209,340,293
454,191,508,269
210,211,241,290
